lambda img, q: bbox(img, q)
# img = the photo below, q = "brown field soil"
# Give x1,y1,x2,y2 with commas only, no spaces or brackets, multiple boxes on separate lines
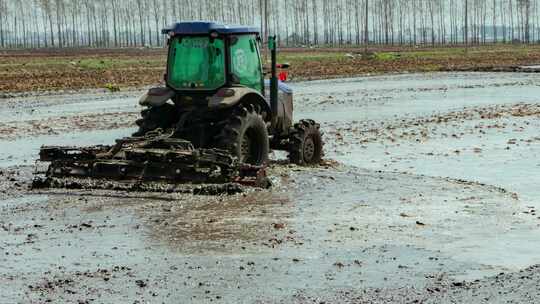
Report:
2,44,540,94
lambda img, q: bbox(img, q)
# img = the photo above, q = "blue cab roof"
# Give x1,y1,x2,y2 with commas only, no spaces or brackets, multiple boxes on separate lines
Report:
162,21,260,36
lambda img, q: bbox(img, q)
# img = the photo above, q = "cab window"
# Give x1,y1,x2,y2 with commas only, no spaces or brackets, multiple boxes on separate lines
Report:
230,35,263,92
167,36,225,90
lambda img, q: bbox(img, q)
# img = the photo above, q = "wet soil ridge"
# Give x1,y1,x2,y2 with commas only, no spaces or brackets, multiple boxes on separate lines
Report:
26,266,134,301
292,264,540,303
305,79,540,106
446,65,540,73
325,102,540,147
3,100,539,143
0,166,32,200
0,112,139,140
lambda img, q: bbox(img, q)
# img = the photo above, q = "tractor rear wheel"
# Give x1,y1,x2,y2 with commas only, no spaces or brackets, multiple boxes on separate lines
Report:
288,119,323,165
215,105,269,165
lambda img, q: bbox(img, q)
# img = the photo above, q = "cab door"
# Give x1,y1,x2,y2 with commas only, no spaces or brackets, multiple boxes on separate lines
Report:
230,34,263,93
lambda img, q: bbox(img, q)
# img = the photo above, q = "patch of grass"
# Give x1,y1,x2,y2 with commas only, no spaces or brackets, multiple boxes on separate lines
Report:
403,48,470,59
104,83,120,92
373,52,400,61
277,52,345,64
403,45,540,60
78,58,114,70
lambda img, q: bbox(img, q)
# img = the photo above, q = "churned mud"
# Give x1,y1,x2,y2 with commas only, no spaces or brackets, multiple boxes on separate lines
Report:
2,72,540,303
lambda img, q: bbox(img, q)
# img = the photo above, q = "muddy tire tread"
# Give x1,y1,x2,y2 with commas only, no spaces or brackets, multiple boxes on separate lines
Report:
214,105,269,165
288,119,324,165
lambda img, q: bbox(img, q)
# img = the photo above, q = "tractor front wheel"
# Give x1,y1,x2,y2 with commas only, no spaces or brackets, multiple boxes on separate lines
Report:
288,119,324,165
215,105,269,166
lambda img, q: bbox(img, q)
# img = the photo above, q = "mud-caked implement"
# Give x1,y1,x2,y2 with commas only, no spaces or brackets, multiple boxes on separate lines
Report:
34,22,323,191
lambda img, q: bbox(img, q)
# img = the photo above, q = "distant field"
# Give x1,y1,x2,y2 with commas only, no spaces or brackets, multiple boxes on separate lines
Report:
2,45,540,94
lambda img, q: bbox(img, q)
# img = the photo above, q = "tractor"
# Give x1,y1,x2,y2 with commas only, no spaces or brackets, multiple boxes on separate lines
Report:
134,21,323,166
33,22,323,189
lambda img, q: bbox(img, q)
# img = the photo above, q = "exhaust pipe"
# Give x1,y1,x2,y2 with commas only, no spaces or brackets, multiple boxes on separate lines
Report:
269,36,278,119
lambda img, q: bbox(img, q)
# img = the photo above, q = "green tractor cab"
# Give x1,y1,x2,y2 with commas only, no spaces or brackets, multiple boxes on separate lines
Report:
163,22,262,93
136,21,323,166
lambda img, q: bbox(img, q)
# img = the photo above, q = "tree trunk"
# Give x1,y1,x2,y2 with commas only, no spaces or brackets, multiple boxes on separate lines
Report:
137,0,145,46
429,1,435,46
111,0,118,47
313,0,318,44
55,0,62,47
413,0,417,45
510,0,514,41
0,0,5,48
364,0,369,53
153,0,160,46
49,11,55,47
465,0,468,45
526,0,531,43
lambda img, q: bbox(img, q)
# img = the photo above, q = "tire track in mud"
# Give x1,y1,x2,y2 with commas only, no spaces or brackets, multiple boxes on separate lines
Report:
371,169,520,201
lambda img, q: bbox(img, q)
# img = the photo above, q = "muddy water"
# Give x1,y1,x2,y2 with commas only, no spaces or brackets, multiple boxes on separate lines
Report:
0,91,143,123
2,72,540,302
0,128,134,167
297,73,540,198
302,73,540,201
294,73,540,282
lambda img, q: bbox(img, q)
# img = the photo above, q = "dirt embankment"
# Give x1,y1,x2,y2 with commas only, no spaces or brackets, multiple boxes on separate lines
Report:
0,48,167,95
3,45,540,95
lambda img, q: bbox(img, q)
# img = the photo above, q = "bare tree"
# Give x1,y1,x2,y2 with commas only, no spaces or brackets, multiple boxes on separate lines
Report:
0,0,6,48
465,0,469,45
364,0,369,53
111,0,118,47
152,0,160,46
135,0,145,46
493,0,498,42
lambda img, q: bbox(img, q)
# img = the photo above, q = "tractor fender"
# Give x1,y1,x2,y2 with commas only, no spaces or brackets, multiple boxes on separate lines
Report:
139,87,175,107
209,87,271,119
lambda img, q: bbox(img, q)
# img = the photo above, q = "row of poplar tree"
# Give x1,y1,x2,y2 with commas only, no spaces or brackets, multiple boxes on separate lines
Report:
0,0,538,49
